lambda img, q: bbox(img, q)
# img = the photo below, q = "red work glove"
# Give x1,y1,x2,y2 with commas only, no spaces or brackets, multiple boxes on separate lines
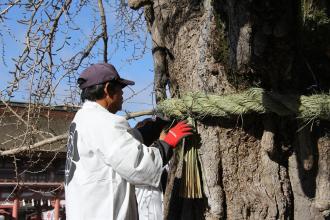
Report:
163,121,193,148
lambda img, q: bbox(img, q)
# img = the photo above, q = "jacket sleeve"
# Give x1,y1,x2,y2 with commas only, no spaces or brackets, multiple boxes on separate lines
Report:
150,140,173,166
94,118,165,187
128,128,173,166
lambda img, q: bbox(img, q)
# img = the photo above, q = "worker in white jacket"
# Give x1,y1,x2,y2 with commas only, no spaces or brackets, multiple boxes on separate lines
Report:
64,63,192,220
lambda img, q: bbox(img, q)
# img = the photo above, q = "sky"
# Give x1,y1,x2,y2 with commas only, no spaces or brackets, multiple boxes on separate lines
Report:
0,2,155,125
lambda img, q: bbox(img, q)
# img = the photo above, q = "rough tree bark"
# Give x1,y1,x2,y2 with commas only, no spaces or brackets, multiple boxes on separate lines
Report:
129,0,330,219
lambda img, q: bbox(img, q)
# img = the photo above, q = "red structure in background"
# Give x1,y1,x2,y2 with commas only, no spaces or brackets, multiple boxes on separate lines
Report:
0,102,77,220
0,181,64,220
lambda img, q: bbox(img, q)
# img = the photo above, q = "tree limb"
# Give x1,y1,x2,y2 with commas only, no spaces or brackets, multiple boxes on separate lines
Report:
0,0,21,19
97,0,108,62
0,109,155,156
47,0,73,66
0,133,67,156
125,109,154,119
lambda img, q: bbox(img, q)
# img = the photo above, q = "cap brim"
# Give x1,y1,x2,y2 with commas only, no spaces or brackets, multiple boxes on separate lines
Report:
118,78,135,86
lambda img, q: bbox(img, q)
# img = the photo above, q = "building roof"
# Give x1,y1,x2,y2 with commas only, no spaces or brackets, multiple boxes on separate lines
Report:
0,101,78,154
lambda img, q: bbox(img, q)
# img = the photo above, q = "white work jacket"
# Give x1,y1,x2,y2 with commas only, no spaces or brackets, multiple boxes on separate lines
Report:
128,128,163,220
135,185,163,220
65,101,164,220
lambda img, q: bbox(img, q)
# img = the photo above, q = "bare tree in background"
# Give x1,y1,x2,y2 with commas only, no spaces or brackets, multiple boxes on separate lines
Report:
0,0,152,204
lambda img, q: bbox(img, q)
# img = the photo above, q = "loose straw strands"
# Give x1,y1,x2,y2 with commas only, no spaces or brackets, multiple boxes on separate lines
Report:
178,137,203,199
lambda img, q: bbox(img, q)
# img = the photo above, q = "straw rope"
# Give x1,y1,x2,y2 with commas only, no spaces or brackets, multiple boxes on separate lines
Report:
159,88,330,198
157,88,330,121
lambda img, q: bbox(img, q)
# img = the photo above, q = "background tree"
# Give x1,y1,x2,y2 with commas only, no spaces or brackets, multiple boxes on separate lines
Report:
0,0,155,150
0,0,152,204
128,0,330,219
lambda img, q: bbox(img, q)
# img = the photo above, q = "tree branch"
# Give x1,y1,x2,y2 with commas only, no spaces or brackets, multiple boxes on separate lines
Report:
97,0,108,63
0,109,154,156
0,0,21,19
47,0,73,66
0,133,67,156
125,109,154,119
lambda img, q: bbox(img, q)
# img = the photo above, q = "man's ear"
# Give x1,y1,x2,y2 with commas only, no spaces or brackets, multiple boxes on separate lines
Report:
104,82,111,97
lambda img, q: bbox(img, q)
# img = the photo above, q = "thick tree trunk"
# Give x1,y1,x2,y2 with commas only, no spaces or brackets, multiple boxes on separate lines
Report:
130,0,330,219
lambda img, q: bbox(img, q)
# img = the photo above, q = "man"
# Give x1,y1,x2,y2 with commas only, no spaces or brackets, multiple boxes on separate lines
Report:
65,63,192,220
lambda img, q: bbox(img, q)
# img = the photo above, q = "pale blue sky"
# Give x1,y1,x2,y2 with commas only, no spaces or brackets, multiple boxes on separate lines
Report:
0,2,155,123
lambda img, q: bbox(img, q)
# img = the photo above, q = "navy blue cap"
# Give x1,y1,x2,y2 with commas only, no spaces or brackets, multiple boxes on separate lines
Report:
78,63,135,89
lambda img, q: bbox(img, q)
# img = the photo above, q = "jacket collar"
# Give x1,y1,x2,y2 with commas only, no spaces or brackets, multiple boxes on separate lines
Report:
81,101,127,122
82,101,109,113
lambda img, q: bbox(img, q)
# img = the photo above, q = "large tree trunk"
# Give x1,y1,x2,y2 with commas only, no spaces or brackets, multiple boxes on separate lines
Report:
129,0,330,219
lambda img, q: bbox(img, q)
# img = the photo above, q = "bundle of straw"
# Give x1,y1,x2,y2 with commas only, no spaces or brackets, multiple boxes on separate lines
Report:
179,138,203,198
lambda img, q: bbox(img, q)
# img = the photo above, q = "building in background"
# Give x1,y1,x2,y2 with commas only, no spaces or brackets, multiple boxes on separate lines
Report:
0,102,77,220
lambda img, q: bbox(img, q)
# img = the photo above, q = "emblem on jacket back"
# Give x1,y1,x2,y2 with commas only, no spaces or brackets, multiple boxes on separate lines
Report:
65,122,80,185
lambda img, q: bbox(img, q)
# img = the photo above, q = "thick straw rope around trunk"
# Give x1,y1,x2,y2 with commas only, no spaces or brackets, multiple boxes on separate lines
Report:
159,88,330,198
157,88,330,121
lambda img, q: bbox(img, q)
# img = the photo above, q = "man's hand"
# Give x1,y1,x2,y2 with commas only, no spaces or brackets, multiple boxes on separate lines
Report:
159,130,167,141
163,121,193,148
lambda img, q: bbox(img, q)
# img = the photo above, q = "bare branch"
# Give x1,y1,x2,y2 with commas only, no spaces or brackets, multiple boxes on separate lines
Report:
0,133,67,156
0,109,155,156
125,109,154,119
0,0,21,19
97,0,108,62
47,0,73,66
0,98,29,127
